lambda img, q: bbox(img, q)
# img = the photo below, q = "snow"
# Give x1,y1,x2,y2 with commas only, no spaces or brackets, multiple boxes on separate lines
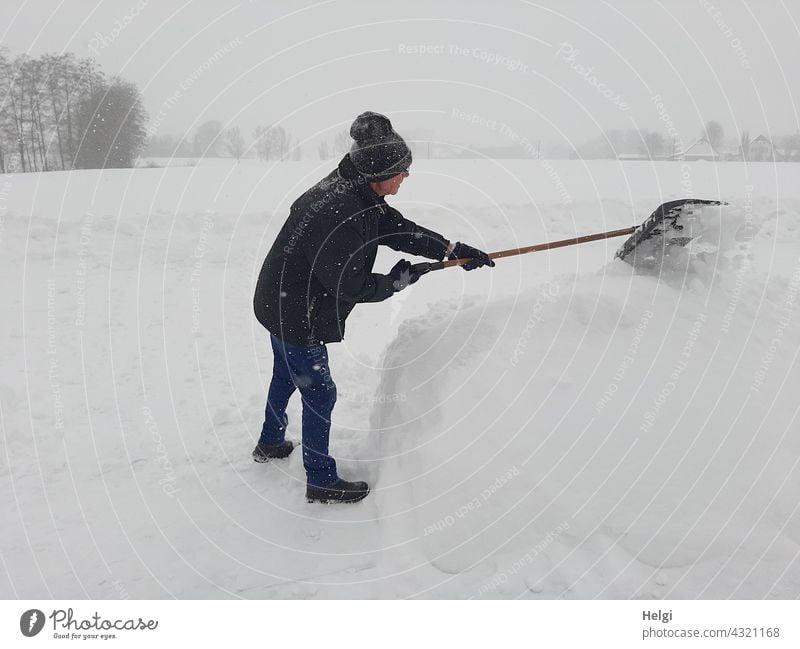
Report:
1,158,799,598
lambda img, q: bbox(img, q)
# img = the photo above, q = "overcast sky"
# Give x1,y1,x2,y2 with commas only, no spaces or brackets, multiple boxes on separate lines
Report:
4,0,799,151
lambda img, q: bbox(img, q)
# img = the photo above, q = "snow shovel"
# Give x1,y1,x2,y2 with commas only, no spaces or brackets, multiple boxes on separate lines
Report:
411,198,727,275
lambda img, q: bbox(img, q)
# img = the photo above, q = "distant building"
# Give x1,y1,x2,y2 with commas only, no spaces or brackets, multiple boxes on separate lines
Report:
671,137,720,161
745,135,776,161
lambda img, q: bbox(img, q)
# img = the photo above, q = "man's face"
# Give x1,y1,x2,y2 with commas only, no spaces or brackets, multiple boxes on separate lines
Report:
373,170,409,196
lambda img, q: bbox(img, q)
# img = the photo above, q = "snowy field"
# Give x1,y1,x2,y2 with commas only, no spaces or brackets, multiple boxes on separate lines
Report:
1,158,799,599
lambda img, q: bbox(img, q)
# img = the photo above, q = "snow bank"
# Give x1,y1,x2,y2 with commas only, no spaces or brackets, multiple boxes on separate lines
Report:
370,200,800,598
2,159,799,598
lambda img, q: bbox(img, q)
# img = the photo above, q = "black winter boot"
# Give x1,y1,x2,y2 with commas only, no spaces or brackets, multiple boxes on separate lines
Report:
253,414,293,462
306,478,370,504
252,440,295,462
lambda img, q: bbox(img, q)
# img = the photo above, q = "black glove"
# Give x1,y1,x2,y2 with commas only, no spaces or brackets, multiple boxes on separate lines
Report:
448,241,496,271
388,259,422,291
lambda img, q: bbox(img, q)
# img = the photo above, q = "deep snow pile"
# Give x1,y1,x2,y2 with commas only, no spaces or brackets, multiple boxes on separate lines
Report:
1,158,798,598
370,201,800,598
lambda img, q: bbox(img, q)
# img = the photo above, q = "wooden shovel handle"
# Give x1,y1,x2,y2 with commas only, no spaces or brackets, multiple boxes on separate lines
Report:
414,226,637,273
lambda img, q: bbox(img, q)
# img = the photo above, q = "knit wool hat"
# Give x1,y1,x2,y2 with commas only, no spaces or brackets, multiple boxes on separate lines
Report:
348,111,412,181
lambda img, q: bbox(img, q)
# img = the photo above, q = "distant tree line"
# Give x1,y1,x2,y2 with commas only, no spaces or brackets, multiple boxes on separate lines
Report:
0,47,148,173
574,120,800,161
253,124,302,161
144,121,304,162
576,128,670,159
143,119,800,164
146,125,441,163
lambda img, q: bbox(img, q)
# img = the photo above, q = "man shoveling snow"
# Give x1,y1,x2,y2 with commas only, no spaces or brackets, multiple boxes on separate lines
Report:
253,111,494,503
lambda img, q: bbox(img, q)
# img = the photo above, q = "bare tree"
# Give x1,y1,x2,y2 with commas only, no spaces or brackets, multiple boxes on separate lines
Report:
637,130,665,158
225,126,246,161
43,53,67,170
193,120,223,157
74,77,148,169
0,47,12,172
784,133,800,161
253,124,290,161
272,126,290,161
1,50,29,171
253,125,271,161
704,120,724,152
1,49,112,172
22,56,52,172
290,136,302,161
739,130,750,160
64,55,105,167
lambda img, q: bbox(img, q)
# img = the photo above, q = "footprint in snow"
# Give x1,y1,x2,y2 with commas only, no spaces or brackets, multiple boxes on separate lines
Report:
301,522,322,541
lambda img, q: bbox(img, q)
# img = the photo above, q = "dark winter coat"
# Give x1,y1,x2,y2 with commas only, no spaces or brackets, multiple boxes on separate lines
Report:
254,154,450,345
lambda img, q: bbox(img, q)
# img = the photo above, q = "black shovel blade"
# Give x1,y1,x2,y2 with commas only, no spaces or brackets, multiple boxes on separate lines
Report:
615,198,727,264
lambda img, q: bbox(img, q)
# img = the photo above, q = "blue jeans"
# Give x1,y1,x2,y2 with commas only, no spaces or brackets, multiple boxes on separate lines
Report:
259,334,338,487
